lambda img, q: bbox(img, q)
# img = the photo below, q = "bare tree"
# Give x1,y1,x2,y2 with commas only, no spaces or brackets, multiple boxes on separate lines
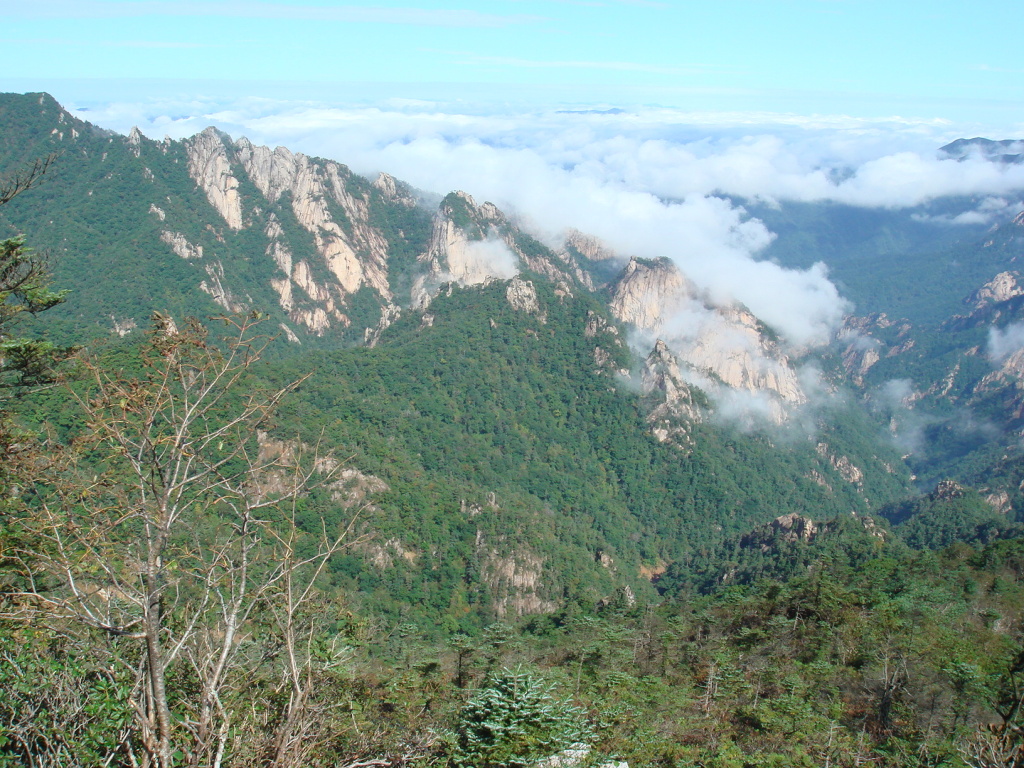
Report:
0,153,57,206
4,315,358,768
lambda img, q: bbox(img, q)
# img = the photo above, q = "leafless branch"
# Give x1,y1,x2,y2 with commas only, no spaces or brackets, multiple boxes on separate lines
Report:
0,153,58,206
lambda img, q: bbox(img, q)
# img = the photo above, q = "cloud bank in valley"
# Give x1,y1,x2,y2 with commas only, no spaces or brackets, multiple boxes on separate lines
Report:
988,322,1024,363
73,95,1024,348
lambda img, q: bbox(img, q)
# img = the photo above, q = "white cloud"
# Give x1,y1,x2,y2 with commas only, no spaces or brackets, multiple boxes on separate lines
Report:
463,237,520,281
711,388,784,432
988,322,1024,363
875,378,917,409
913,196,1022,226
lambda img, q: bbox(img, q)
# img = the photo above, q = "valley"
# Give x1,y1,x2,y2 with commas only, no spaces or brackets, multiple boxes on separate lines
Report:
2,91,1024,767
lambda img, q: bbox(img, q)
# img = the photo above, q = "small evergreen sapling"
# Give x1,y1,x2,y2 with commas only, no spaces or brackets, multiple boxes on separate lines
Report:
454,667,594,768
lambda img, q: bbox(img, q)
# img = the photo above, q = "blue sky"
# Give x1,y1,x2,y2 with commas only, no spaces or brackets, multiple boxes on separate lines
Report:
2,0,1022,126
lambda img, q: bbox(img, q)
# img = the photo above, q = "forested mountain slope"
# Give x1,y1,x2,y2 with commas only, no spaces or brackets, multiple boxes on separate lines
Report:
4,90,1024,767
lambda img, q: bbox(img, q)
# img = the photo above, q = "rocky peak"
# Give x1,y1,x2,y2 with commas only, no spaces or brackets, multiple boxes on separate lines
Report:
127,126,144,157
608,257,695,331
180,129,400,337
640,340,704,449
740,513,819,552
609,258,805,410
372,172,417,207
968,271,1024,309
506,276,545,320
412,192,516,308
233,138,301,203
411,192,602,309
931,479,967,501
186,127,243,230
564,229,617,263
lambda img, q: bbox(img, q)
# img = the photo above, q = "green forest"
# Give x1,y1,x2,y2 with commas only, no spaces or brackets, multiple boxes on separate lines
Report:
2,92,1024,768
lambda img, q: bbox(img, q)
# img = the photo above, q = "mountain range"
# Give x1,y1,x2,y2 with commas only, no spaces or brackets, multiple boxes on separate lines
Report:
2,91,1024,623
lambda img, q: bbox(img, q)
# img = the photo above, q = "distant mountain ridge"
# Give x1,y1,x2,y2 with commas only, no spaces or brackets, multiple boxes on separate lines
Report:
941,136,1024,164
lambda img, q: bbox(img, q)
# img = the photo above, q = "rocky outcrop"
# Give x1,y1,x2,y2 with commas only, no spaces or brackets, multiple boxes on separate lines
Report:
837,313,915,384
160,231,204,261
327,467,390,509
931,479,967,501
608,257,696,332
975,346,1024,403
368,538,418,569
199,260,246,313
127,126,144,158
372,171,416,205
609,257,806,415
816,443,865,486
186,128,243,231
564,228,617,264
740,513,819,552
558,229,623,290
985,489,1013,516
584,311,628,375
506,276,545,320
681,306,805,403
180,131,411,336
969,271,1024,309
476,532,556,618
234,138,392,299
412,192,520,307
837,316,886,384
641,340,704,449
412,192,598,309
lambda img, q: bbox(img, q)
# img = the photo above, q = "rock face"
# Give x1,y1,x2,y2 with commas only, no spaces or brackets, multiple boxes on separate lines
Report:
931,479,967,501
816,443,864,486
608,257,696,332
198,260,247,313
182,131,409,335
977,345,1024,396
740,513,819,552
160,231,203,261
411,191,593,310
186,128,244,231
476,532,557,618
412,193,516,307
506,276,545,320
681,306,805,403
641,340,704,450
836,313,916,385
405,192,589,309
608,257,806,419
235,138,392,301
968,271,1024,310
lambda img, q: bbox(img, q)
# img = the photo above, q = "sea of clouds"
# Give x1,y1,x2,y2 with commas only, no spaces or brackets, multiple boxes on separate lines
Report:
69,94,1024,350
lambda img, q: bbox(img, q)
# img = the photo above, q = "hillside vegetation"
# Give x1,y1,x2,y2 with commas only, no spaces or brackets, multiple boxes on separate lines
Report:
1,91,1024,767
